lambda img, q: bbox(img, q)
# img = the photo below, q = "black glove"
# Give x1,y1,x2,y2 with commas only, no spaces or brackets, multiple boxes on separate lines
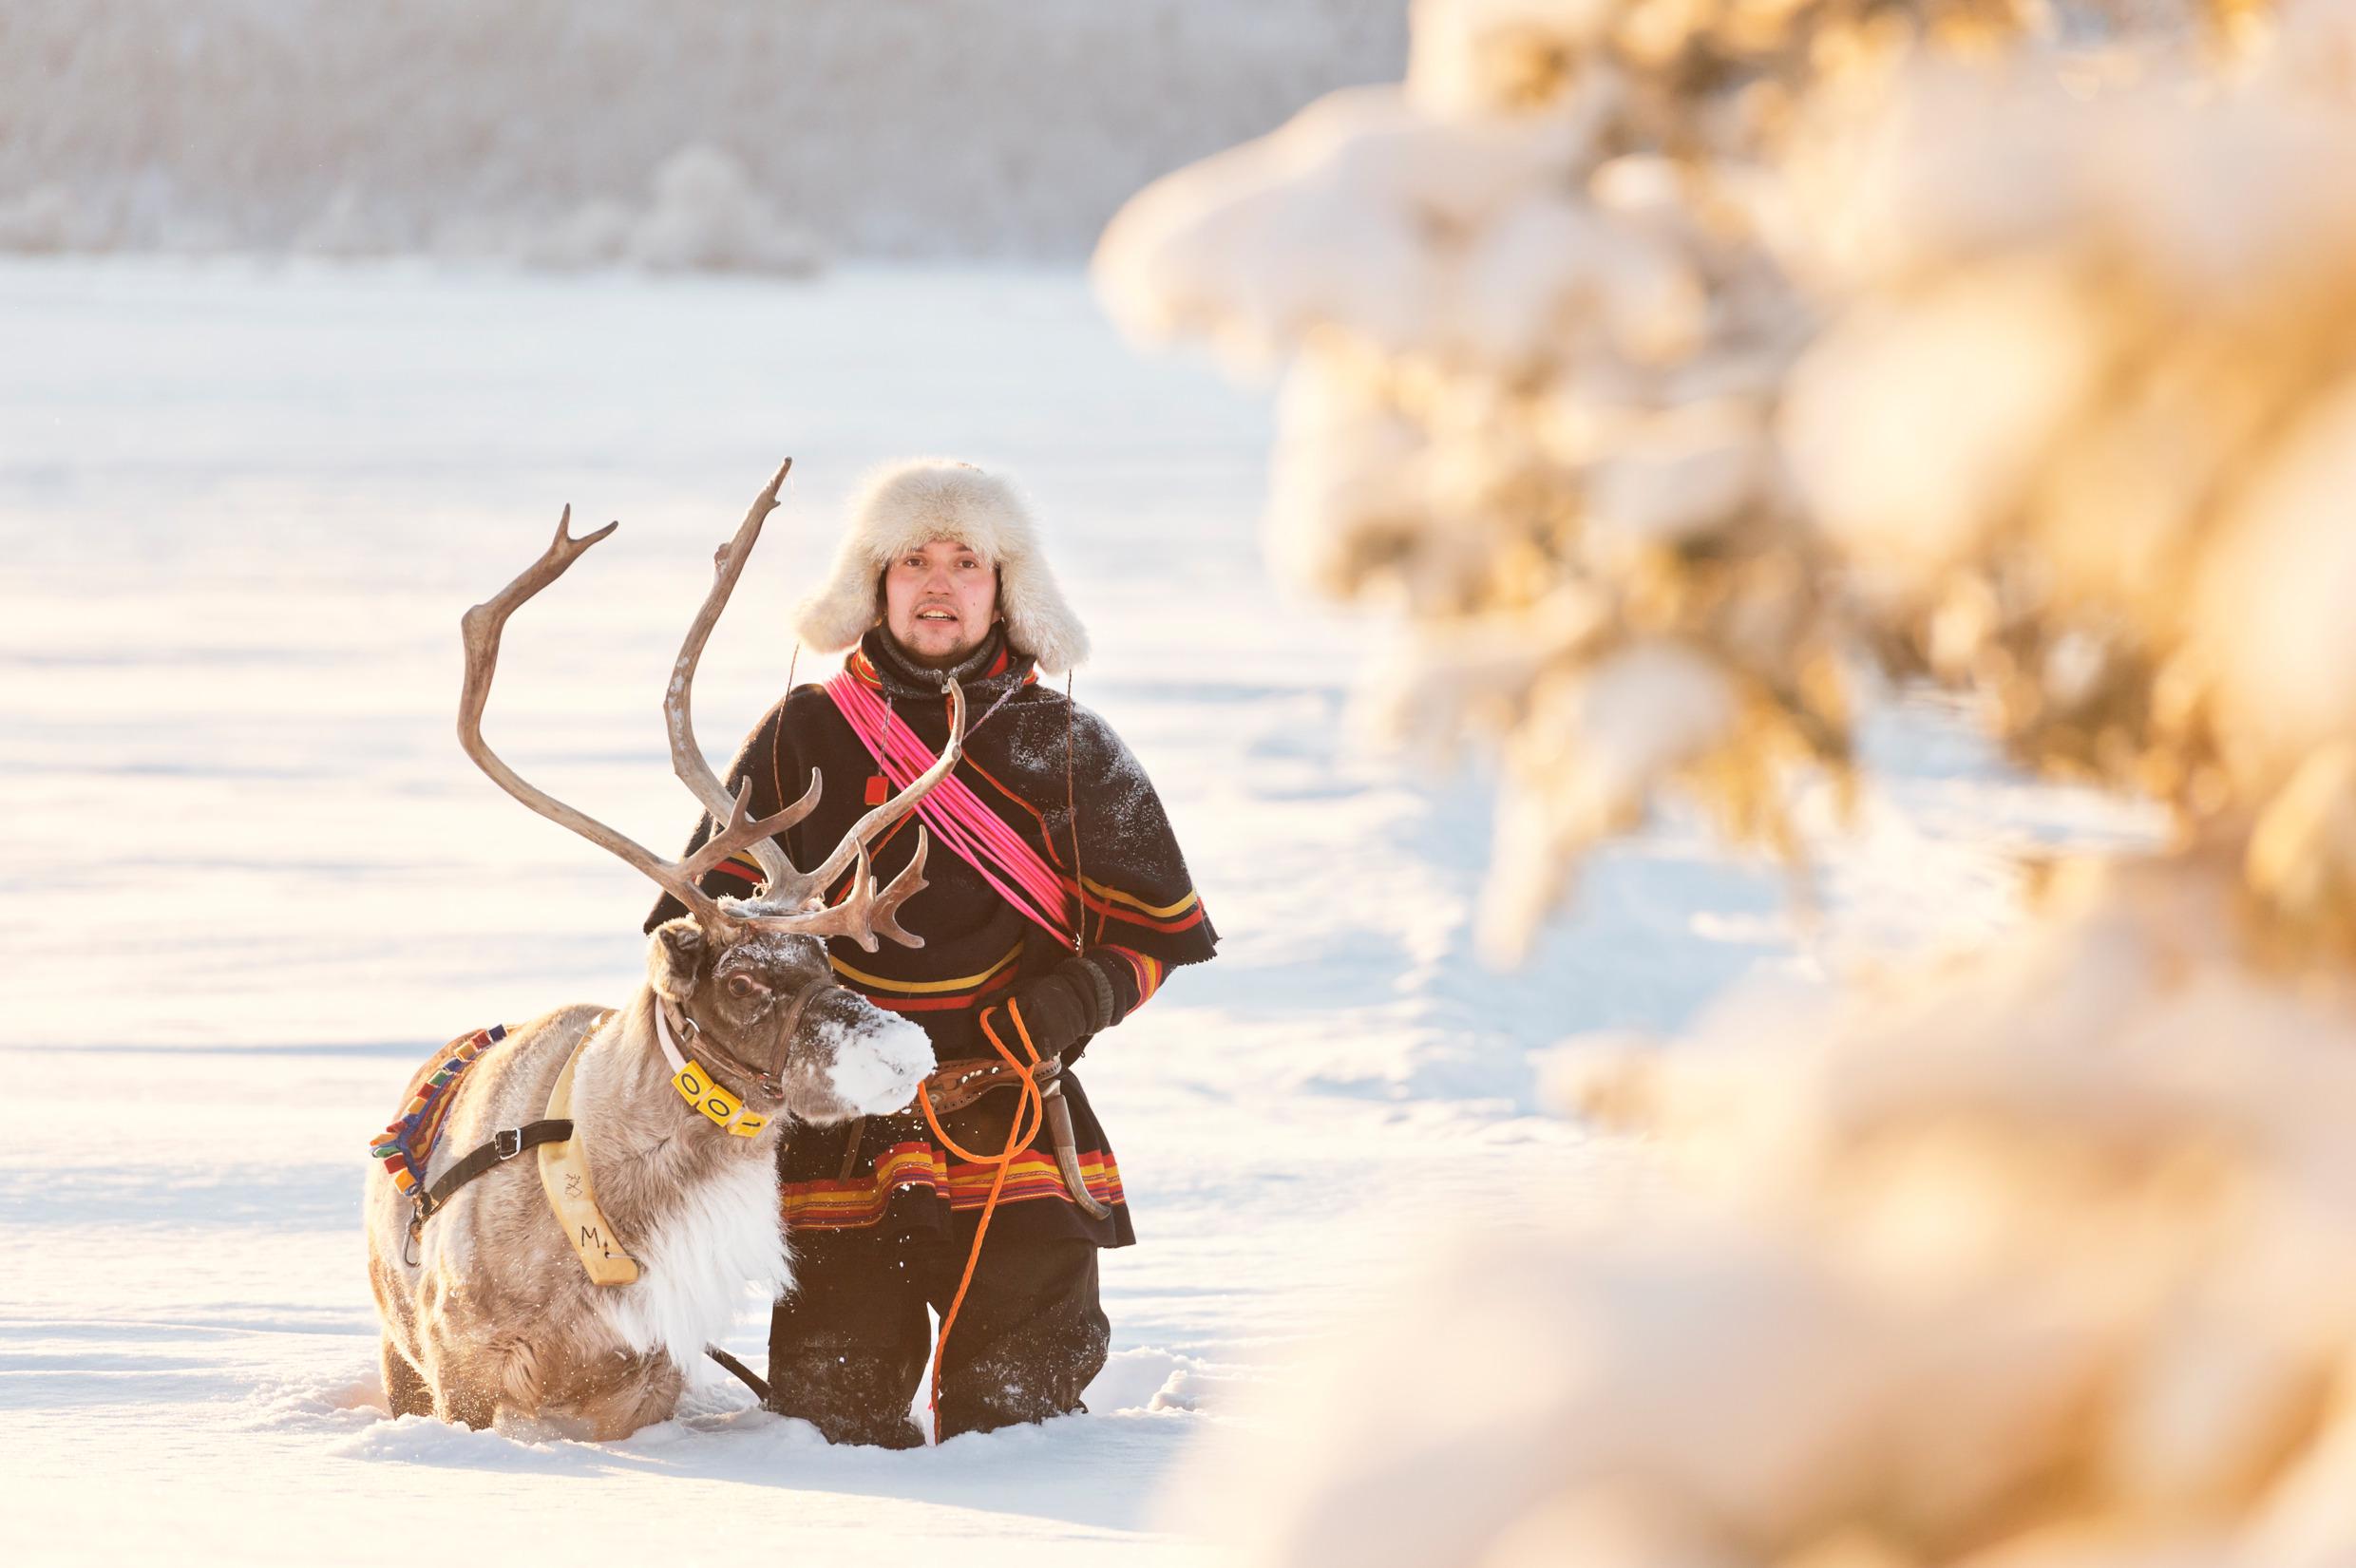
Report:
983,956,1114,1061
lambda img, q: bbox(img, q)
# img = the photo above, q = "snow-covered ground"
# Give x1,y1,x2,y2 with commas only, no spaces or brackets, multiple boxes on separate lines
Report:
0,259,2146,1562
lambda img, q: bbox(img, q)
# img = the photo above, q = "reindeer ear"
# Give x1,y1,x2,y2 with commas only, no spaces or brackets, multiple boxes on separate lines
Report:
649,918,708,1002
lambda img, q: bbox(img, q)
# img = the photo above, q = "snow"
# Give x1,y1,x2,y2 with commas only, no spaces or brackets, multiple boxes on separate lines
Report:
0,258,2146,1561
1779,253,2113,576
2197,378,2356,762
813,1007,937,1119
1484,640,1739,959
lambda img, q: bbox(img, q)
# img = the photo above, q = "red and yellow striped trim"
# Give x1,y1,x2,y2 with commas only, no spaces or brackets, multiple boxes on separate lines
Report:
1095,943,1168,1008
949,1148,1124,1210
828,940,1023,1014
707,852,764,889
1070,874,1205,935
782,1142,946,1228
781,1140,1125,1231
370,1025,507,1200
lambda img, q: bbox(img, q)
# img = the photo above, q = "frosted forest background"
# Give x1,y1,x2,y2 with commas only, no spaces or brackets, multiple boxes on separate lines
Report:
0,1,1407,264
12,2,2356,1565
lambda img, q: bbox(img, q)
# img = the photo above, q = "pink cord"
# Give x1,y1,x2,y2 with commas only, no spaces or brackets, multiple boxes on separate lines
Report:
826,675,1074,941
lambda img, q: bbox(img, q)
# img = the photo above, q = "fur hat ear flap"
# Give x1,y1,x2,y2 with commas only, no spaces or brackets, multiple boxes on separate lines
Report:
649,918,707,1003
792,458,1092,673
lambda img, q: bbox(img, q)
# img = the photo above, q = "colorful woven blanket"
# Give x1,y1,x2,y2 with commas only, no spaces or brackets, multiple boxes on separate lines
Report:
370,1025,507,1204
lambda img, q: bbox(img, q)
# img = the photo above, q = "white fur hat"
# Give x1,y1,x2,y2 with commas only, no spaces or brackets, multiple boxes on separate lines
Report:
792,459,1091,674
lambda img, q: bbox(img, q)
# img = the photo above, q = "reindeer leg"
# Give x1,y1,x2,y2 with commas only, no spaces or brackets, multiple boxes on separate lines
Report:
571,1356,685,1441
381,1337,433,1419
496,1337,547,1413
436,1367,501,1430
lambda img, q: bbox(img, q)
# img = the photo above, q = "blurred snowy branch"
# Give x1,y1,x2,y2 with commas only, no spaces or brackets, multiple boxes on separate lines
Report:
1095,0,2040,957
1195,856,2356,1567
1095,0,2344,960
1103,0,2356,1562
1784,47,2356,961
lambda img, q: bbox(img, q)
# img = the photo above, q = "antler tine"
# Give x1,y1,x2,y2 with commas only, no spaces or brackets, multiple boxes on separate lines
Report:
458,507,740,926
678,777,825,887
858,826,933,949
759,830,935,952
761,677,969,914
665,458,802,893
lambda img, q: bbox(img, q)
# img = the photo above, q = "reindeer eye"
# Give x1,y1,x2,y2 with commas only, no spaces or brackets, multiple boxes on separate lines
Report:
723,973,770,1003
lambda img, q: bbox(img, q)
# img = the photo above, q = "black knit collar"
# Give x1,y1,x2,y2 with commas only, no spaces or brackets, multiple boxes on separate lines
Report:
858,624,1036,702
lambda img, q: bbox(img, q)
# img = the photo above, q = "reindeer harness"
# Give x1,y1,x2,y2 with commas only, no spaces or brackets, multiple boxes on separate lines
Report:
377,989,842,1283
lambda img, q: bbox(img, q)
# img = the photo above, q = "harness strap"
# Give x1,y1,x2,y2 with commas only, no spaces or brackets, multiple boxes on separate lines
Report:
917,1053,1059,1115
412,1119,577,1225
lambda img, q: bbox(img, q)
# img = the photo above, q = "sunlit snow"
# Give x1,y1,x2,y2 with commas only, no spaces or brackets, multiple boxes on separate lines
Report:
0,259,2144,1563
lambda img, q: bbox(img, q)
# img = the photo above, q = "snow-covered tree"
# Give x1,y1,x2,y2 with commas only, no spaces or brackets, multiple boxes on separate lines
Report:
1783,45,2356,964
1188,850,2356,1567
1094,0,2090,957
1095,0,2298,959
1103,0,2356,1562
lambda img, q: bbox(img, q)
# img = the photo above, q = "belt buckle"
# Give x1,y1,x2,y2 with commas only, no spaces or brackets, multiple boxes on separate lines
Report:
494,1127,524,1161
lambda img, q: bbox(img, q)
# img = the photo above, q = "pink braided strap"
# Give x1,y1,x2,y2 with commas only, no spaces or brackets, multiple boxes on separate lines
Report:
825,673,1075,944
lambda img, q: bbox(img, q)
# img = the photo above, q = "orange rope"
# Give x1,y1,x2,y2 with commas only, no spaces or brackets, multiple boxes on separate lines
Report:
917,997,1045,1444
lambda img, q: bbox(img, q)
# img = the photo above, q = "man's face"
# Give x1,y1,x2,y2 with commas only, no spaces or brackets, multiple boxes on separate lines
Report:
882,538,999,668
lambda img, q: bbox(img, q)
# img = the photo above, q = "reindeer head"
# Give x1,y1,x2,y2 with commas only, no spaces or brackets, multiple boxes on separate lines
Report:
457,459,951,1127
645,916,934,1124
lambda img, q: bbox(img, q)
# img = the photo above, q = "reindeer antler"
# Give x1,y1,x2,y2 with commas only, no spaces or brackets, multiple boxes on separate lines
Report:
769,831,935,954
742,678,968,950
458,466,969,953
458,505,810,931
664,458,821,894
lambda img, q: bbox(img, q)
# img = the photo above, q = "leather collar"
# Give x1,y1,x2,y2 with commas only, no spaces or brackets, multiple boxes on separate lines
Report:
654,981,838,1110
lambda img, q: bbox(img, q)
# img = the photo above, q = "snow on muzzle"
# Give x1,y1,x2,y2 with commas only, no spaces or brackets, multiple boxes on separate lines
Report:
787,985,936,1120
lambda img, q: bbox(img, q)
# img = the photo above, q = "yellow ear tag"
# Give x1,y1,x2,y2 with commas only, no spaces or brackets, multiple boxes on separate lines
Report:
674,1061,768,1136
674,1061,741,1126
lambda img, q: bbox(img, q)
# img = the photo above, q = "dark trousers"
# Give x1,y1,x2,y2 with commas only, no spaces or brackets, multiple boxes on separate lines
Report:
767,1224,1110,1446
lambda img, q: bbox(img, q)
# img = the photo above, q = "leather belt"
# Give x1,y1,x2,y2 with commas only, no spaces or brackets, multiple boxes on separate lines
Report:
913,1054,1113,1219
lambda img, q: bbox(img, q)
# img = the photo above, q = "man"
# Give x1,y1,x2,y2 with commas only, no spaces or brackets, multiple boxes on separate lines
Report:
647,457,1217,1445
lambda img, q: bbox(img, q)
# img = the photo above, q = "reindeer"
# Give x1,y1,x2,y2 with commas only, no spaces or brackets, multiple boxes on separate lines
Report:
365,462,958,1439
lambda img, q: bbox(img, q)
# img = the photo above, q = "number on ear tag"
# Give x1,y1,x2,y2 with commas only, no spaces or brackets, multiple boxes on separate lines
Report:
674,1061,742,1127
